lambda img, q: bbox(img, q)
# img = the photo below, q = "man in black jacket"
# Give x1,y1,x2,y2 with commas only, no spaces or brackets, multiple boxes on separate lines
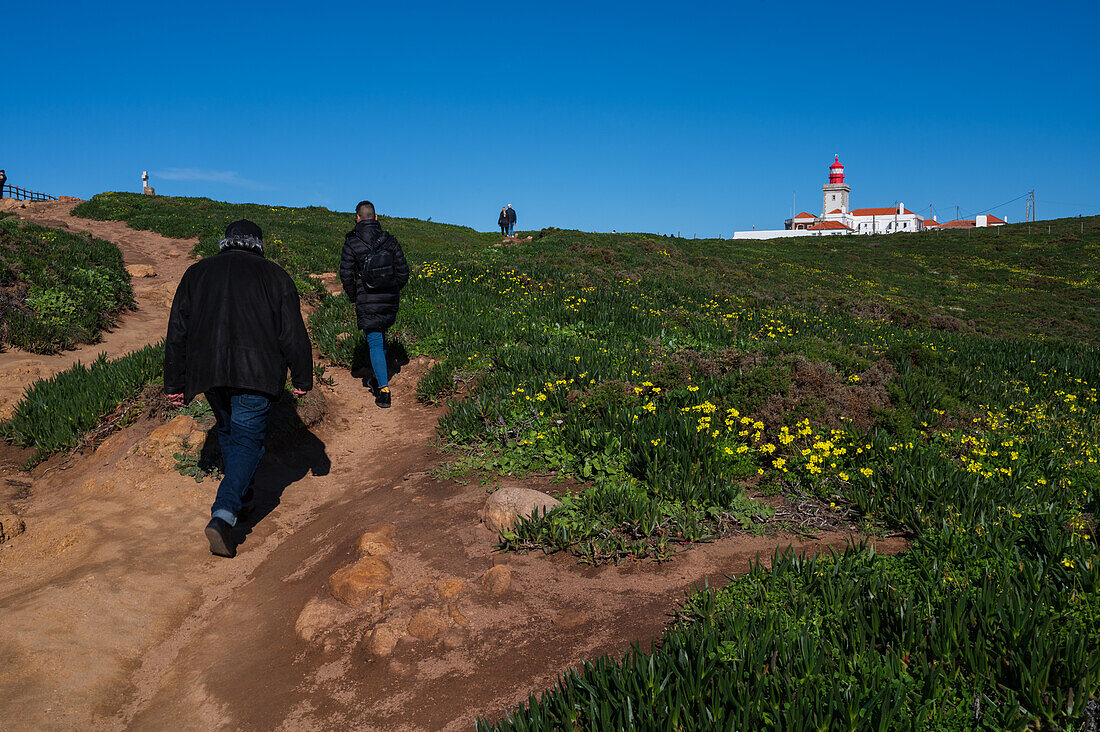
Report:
339,200,410,408
505,204,516,236
0,170,7,197
165,219,312,558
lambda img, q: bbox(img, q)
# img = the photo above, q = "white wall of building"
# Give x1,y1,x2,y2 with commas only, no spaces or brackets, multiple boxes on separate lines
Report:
822,184,850,215
732,229,814,240
732,228,854,240
851,213,923,234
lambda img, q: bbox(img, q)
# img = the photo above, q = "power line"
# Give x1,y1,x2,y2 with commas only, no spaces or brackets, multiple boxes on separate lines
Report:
963,191,1032,219
925,191,1031,222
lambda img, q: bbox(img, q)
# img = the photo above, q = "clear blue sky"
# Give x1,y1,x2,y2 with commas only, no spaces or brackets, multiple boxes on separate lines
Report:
5,1,1098,235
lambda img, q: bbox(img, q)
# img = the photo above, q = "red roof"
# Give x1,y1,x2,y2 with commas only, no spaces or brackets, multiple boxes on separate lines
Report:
792,211,816,219
850,207,915,216
827,208,844,215
923,220,942,228
808,221,853,230
938,215,1006,228
830,156,844,169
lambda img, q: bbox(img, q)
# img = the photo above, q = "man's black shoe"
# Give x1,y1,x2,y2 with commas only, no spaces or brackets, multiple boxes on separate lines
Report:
375,388,391,408
205,517,237,558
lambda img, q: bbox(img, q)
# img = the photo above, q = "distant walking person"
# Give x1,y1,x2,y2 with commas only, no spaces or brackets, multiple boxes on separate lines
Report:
0,170,7,197
498,206,508,236
164,219,313,559
505,204,517,236
339,200,410,408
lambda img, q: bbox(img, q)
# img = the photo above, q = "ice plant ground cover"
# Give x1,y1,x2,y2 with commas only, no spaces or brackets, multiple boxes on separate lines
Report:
43,194,1100,728
0,214,134,353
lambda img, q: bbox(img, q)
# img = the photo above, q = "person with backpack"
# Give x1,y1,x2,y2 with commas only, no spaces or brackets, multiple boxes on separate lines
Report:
339,200,410,408
505,204,517,236
164,219,313,558
498,206,508,236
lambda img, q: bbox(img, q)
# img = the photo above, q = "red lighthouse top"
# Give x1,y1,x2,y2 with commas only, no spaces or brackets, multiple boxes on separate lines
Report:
829,155,845,184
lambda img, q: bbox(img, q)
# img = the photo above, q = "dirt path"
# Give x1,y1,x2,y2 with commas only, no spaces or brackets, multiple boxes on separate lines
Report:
0,208,906,730
0,199,195,420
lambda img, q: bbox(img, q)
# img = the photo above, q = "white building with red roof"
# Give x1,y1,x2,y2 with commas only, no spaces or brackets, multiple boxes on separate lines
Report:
813,157,925,234
938,214,1007,228
735,157,937,239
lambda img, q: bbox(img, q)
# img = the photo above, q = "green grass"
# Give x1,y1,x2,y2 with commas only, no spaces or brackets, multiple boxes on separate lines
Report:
0,343,164,460
50,194,1100,727
73,192,496,300
0,217,134,353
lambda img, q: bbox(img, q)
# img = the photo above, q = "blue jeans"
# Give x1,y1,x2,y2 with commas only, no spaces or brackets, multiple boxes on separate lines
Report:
506,222,515,236
366,331,388,388
206,389,272,525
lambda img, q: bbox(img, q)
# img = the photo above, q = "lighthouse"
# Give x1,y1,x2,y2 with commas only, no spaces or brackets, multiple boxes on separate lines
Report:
822,155,850,215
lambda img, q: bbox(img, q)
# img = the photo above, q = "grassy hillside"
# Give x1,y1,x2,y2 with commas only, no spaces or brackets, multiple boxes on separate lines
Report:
75,194,1100,343
73,192,497,299
525,218,1100,344
0,216,134,353
46,194,1100,726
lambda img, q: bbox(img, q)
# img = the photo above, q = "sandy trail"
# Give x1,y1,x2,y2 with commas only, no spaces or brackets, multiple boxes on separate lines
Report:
0,205,905,730
0,199,194,420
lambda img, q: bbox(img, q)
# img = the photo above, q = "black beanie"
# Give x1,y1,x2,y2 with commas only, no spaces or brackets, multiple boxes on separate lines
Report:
225,219,263,240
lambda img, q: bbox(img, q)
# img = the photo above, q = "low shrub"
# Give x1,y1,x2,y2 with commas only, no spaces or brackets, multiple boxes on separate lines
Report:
0,218,133,353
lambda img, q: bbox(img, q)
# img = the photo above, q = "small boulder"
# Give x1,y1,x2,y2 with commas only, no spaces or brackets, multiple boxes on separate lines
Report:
126,264,157,278
357,525,397,557
436,578,465,599
482,565,512,595
367,623,403,658
480,486,561,533
329,556,393,605
407,608,447,641
139,415,208,470
0,514,26,544
295,597,345,643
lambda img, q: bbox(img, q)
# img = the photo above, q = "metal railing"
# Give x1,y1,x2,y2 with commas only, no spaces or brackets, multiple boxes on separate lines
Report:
1,184,58,202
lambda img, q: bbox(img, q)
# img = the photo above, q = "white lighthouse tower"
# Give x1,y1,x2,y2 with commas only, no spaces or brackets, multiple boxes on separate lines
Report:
822,155,850,215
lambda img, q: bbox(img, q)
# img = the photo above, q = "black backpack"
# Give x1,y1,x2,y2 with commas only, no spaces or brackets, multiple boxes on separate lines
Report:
355,232,398,291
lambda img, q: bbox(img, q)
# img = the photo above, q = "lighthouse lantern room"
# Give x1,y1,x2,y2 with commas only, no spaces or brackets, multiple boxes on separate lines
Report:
822,155,851,215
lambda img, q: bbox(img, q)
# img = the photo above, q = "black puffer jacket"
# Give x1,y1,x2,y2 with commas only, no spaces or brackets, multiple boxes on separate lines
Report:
164,245,313,402
339,219,410,332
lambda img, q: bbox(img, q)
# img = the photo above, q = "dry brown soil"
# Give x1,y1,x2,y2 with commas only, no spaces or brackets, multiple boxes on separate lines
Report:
0,201,905,731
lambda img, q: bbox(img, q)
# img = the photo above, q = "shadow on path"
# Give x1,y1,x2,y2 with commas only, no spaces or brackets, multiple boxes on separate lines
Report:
350,336,411,392
209,393,334,546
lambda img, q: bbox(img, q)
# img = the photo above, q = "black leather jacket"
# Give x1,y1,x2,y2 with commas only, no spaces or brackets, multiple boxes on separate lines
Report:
164,246,312,401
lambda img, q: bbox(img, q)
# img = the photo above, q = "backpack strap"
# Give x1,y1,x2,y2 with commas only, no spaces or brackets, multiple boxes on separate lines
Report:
352,231,379,278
